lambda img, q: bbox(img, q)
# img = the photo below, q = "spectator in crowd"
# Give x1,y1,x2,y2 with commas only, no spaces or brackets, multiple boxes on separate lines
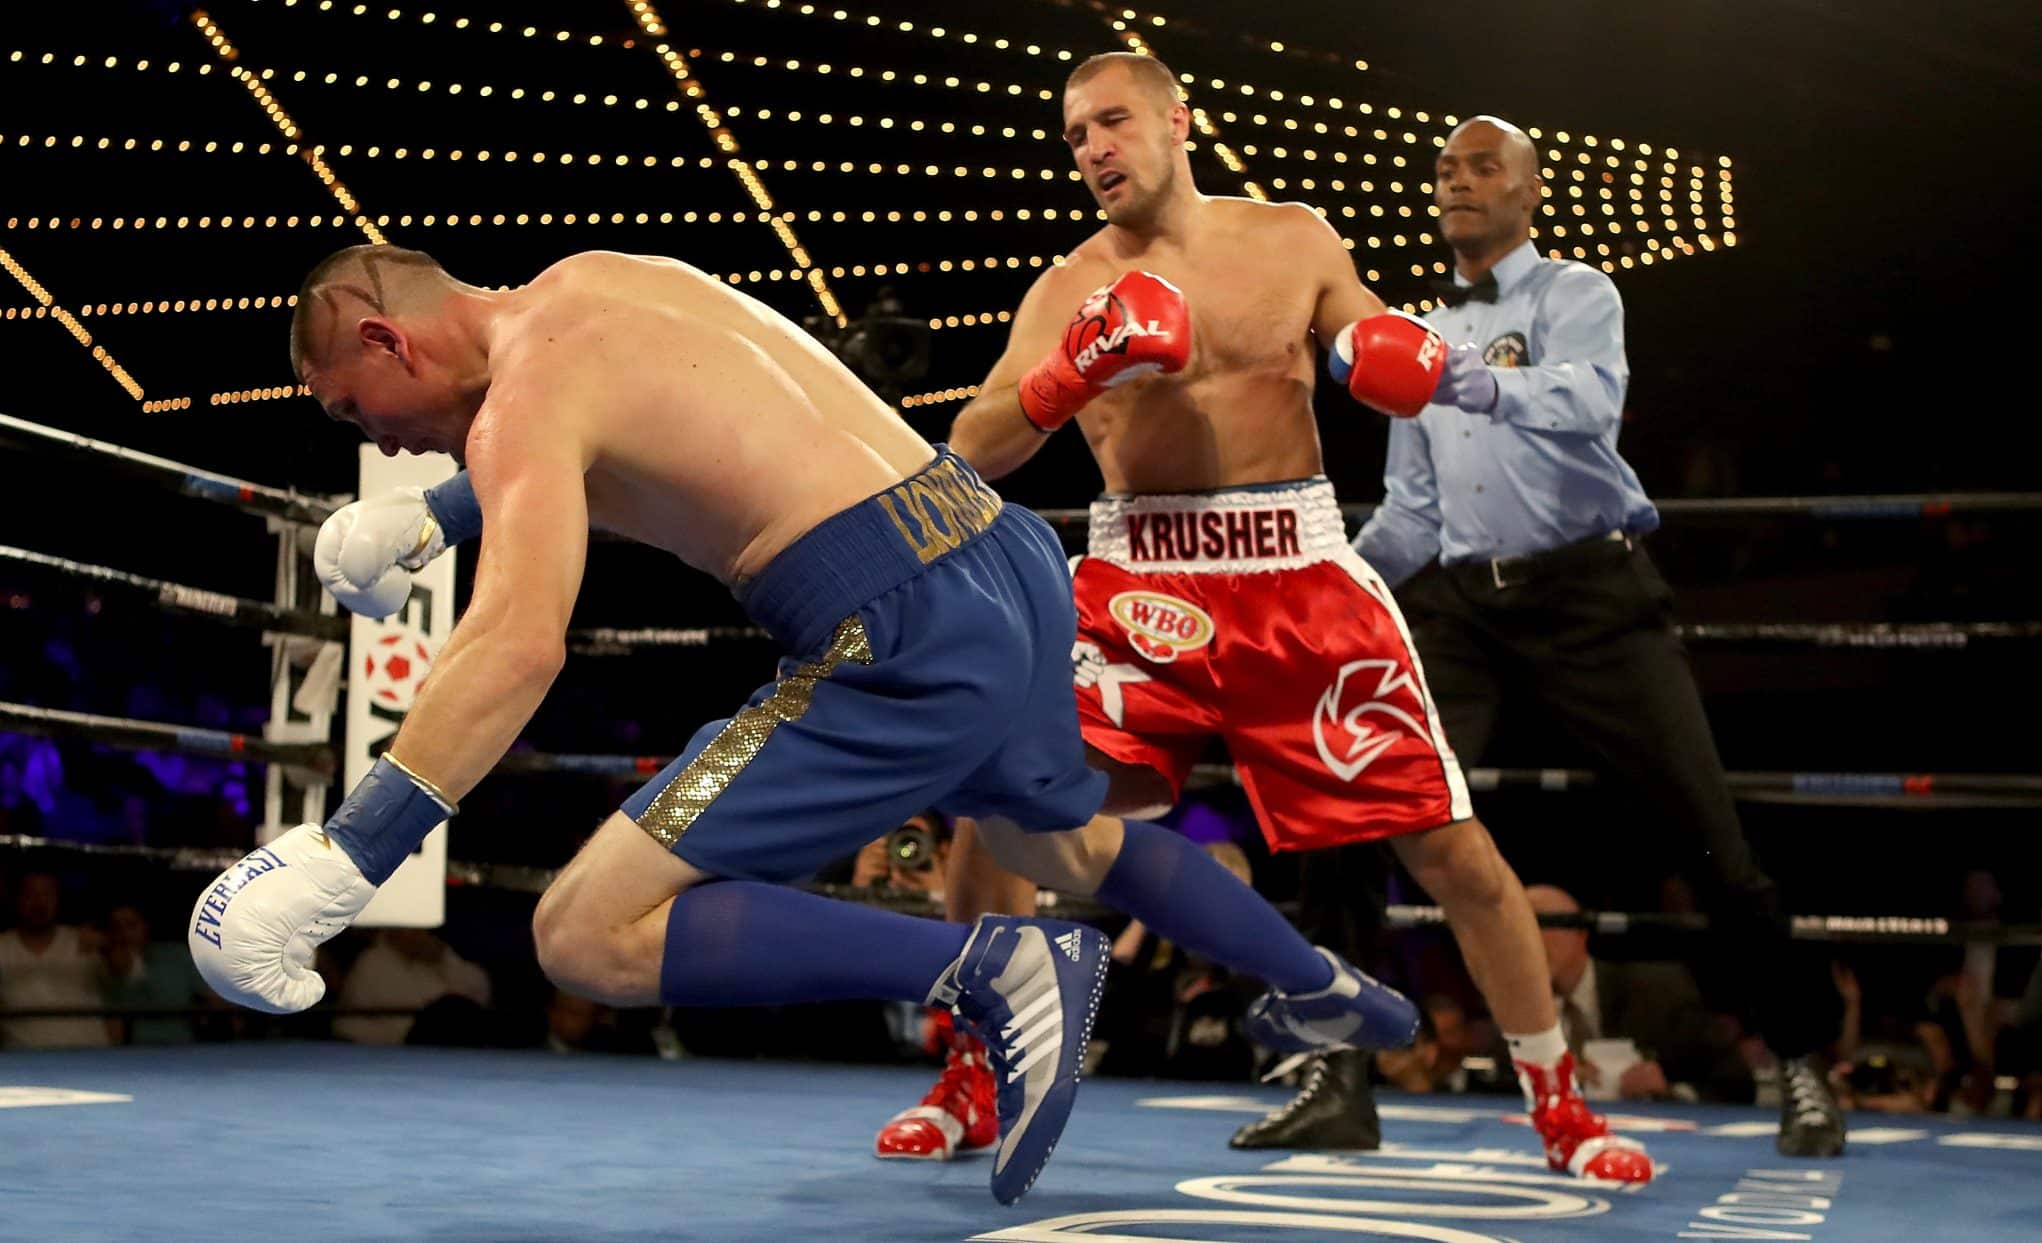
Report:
1829,960,1937,1114
2000,958,2042,1122
847,812,965,1060
101,902,209,1045
850,811,952,899
1094,843,1259,1083
1529,884,1752,1103
0,870,112,1049
1950,869,2013,1112
1829,872,2021,1117
333,928,491,1047
0,735,61,837
1377,994,1494,1095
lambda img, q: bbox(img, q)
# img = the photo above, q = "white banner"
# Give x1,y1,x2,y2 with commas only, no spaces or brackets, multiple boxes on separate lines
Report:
346,445,458,927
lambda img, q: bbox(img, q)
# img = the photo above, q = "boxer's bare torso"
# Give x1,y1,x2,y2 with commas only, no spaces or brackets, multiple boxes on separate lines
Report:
986,197,1379,493
471,251,936,583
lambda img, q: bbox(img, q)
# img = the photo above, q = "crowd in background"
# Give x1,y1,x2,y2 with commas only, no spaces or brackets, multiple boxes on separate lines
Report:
5,794,2040,1125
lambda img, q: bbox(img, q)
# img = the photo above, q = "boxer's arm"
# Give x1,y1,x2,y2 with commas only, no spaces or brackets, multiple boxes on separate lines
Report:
1287,204,1441,579
948,268,1082,480
1293,208,1448,417
380,387,590,803
1353,418,1443,589
1486,266,1628,437
1296,206,1388,353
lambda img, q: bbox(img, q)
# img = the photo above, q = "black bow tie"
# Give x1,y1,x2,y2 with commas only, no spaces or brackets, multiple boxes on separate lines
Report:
1432,273,1499,308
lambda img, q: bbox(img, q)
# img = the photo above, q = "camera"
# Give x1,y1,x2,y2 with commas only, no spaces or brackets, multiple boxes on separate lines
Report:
884,820,939,873
804,288,932,406
1847,1055,1899,1097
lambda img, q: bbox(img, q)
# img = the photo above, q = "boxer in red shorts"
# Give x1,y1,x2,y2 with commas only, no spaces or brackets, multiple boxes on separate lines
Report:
1068,481,1467,849
873,51,1653,1183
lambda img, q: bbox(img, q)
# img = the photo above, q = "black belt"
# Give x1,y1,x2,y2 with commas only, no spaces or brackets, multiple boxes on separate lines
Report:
1449,530,1635,591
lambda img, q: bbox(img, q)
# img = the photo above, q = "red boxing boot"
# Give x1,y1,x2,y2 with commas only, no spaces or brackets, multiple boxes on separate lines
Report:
1517,1053,1655,1183
874,1013,999,1160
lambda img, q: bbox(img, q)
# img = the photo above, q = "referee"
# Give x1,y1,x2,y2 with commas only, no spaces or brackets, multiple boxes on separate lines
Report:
1237,115,1845,1158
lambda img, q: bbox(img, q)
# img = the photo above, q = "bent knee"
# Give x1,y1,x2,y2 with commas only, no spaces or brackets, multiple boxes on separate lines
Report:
532,889,664,1008
980,815,1122,894
1399,819,1512,906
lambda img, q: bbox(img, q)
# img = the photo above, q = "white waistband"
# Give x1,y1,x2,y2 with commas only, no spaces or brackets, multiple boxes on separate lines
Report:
1085,479,1350,573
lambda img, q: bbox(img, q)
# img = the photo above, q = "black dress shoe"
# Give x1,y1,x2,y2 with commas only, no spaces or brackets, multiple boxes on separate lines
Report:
1777,1056,1846,1157
1230,1049,1382,1149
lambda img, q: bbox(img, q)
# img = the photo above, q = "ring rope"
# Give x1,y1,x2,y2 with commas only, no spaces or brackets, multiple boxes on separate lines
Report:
562,620,2042,653
1,830,2030,945
13,545,2033,657
2,544,350,639
1381,904,2042,946
489,748,2042,808
17,696,2035,818
0,701,334,774
0,410,340,525
567,625,780,655
1188,763,2042,805
1675,621,2042,648
1033,491,2042,527
13,703,2031,809
9,410,2040,532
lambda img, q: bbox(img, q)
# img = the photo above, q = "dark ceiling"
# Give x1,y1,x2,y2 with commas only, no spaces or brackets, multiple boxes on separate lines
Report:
7,1,2036,504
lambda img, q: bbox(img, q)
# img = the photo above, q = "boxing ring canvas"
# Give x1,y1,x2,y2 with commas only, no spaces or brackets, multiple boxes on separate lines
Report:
4,1045,2037,1242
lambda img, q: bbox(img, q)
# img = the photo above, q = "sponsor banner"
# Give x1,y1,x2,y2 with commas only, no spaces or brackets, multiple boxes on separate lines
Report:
347,446,457,927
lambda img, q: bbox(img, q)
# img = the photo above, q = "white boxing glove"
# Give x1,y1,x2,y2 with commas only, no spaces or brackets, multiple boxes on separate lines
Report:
188,824,378,1014
313,487,446,620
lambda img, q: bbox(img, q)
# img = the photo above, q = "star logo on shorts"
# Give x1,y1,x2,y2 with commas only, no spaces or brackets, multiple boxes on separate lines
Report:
1312,659,1430,783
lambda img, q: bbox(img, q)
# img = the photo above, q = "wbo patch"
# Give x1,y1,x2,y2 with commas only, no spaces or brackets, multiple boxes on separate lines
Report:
1484,332,1529,368
1108,590,1215,664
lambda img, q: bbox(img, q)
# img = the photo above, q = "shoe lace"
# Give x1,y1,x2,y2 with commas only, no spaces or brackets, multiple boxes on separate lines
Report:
925,1045,985,1108
1260,1055,1331,1124
1782,1060,1834,1128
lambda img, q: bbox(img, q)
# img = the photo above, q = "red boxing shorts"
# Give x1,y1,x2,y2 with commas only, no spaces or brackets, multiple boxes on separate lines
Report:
1071,478,1472,852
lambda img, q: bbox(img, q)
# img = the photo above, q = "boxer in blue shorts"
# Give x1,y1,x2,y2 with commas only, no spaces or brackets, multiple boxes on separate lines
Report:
192,245,1416,1206
616,450,1101,889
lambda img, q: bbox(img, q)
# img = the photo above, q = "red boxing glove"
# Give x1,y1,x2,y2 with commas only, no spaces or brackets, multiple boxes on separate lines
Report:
1018,271,1192,431
1337,311,1448,419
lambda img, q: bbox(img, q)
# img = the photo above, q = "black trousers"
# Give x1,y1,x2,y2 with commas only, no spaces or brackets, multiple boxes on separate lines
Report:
1298,538,1836,1058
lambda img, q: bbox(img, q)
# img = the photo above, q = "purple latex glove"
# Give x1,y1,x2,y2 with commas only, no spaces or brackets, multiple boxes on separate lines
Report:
1431,344,1499,414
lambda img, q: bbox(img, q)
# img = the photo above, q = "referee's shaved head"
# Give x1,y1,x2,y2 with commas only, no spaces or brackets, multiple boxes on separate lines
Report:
1436,115,1543,260
1448,115,1539,179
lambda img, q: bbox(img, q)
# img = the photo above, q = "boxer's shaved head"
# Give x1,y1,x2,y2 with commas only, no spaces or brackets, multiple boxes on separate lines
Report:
1062,53,1193,231
290,244,455,380
1435,115,1543,264
1065,52,1181,114
290,243,489,460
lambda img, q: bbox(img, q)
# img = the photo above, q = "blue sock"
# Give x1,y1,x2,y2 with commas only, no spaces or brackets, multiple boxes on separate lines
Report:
1095,819,1334,994
659,881,970,1006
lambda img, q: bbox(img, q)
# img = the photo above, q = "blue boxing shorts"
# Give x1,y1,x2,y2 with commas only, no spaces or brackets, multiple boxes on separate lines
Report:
620,448,1108,883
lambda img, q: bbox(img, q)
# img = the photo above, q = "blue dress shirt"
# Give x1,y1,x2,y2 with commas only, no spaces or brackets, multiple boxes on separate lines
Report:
1353,240,1660,588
